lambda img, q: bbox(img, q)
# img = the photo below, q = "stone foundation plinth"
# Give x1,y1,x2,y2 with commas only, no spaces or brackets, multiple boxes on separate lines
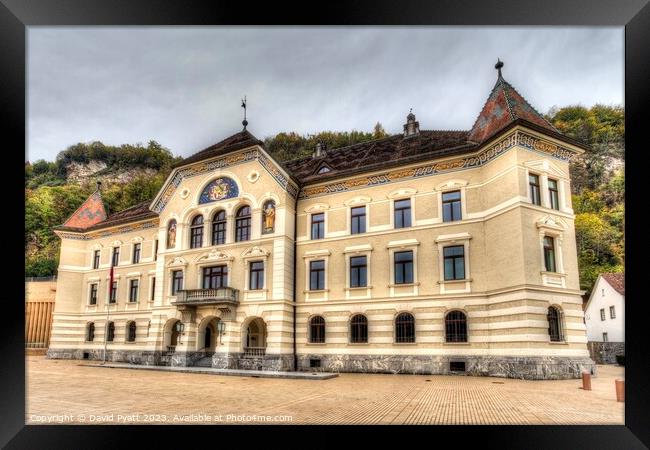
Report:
297,354,596,380
587,341,625,365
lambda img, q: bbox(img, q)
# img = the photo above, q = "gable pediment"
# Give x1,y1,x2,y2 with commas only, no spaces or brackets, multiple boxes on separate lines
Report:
524,159,567,178
194,249,234,263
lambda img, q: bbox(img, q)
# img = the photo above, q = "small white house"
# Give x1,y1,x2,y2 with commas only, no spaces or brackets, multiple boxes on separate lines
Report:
584,273,625,343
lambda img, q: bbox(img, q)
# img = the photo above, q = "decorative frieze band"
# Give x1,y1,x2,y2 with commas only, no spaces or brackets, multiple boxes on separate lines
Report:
300,131,579,199
58,219,159,241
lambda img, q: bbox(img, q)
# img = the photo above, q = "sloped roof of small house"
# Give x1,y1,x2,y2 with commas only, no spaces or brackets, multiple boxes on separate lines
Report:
601,272,625,296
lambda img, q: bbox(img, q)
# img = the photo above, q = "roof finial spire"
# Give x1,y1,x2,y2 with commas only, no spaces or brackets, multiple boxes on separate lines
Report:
241,96,248,130
495,58,504,78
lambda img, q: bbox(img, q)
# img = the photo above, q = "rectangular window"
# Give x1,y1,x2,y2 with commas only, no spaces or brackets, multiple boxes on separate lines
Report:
350,206,366,234
92,250,100,269
443,245,465,281
171,270,183,295
311,213,325,240
89,283,98,305
609,306,616,319
129,279,139,302
109,281,117,303
349,256,368,288
111,247,120,267
529,173,541,206
600,308,606,321
602,332,608,342
150,277,156,302
202,265,228,289
153,239,158,261
394,250,414,284
394,199,411,229
309,260,325,290
442,190,462,222
543,236,556,272
249,261,264,290
548,179,560,210
132,243,141,264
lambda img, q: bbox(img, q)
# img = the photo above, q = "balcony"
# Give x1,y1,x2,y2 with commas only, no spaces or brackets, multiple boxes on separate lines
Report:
172,287,240,307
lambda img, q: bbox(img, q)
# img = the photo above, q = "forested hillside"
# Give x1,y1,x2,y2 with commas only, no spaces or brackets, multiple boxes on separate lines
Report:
25,110,623,294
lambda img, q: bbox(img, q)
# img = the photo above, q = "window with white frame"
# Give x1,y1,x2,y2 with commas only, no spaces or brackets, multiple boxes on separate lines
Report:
609,305,616,319
600,308,606,321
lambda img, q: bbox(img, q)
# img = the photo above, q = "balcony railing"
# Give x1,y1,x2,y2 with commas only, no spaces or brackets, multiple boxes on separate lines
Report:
243,347,266,358
172,287,239,306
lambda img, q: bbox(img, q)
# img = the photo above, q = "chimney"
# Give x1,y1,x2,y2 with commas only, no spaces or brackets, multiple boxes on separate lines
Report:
313,141,326,158
403,109,420,138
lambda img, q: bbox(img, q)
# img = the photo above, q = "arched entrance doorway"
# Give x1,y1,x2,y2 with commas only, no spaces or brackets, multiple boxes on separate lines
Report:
243,317,267,357
197,316,220,352
163,319,182,352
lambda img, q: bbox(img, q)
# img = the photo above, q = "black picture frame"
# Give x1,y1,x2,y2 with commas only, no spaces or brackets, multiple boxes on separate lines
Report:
4,0,649,447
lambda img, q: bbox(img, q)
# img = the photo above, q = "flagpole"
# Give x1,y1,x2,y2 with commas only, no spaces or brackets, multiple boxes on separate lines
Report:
103,264,114,365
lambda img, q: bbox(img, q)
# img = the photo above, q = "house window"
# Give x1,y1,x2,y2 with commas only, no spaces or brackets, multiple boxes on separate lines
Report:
153,239,158,261
150,277,156,301
86,323,95,342
190,215,204,248
602,288,605,297
309,260,325,291
600,308,606,321
602,332,608,342
132,243,141,264
351,206,366,234
394,199,412,228
309,316,325,343
212,210,227,245
203,265,228,289
394,250,414,284
548,179,560,210
350,314,368,343
443,245,465,281
127,321,136,342
349,256,368,288
311,213,325,240
109,281,118,303
547,306,563,342
317,166,330,174
445,311,468,343
129,279,139,302
93,250,100,269
609,306,616,319
235,206,251,242
395,312,415,343
442,190,462,222
529,173,541,206
107,321,115,342
543,236,556,272
249,261,264,290
89,283,98,305
111,247,120,267
171,270,183,295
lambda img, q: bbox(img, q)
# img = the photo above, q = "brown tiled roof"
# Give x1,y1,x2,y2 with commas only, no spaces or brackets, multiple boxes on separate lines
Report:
61,190,107,229
282,130,476,183
468,75,558,143
601,272,625,296
172,129,263,169
56,200,157,233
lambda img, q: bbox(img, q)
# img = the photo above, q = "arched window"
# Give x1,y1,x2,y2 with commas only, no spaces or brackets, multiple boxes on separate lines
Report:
212,210,227,245
395,312,415,343
547,306,564,342
86,322,95,342
350,314,368,343
445,311,467,343
309,316,326,343
235,206,251,242
190,215,204,249
166,219,177,249
127,321,137,342
107,321,115,342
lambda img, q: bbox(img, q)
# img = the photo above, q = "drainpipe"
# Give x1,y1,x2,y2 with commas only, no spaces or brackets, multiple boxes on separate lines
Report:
292,190,299,371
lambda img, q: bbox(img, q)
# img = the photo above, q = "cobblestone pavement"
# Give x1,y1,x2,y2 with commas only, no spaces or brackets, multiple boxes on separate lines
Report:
26,356,624,425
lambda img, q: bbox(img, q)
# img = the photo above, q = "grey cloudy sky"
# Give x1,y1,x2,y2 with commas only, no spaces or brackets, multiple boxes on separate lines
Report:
27,27,623,162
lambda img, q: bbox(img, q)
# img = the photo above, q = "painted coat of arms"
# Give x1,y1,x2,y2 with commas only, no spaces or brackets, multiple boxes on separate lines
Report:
199,177,239,204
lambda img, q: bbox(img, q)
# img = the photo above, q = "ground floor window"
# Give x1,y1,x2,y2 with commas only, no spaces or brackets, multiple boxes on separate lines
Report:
309,316,325,343
127,321,136,342
395,312,415,343
547,306,563,342
445,311,467,342
350,314,368,343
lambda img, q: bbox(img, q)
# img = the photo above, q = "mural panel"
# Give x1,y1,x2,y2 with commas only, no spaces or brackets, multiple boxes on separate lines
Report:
199,177,239,204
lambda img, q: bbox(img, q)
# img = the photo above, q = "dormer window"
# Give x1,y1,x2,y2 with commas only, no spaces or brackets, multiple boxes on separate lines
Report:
317,166,331,174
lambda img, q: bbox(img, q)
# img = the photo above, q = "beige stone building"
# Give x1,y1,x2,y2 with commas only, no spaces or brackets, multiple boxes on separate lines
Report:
47,64,595,379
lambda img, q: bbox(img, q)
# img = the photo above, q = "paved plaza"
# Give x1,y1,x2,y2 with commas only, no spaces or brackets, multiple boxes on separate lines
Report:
26,356,624,425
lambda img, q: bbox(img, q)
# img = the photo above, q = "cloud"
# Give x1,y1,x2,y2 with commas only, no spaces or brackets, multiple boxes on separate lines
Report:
27,26,623,162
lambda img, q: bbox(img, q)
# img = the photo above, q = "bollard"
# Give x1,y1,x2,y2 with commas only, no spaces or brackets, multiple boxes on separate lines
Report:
581,371,592,391
615,379,625,402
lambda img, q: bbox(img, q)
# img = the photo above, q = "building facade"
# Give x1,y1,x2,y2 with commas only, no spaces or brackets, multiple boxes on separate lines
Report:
47,64,595,379
584,273,625,364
